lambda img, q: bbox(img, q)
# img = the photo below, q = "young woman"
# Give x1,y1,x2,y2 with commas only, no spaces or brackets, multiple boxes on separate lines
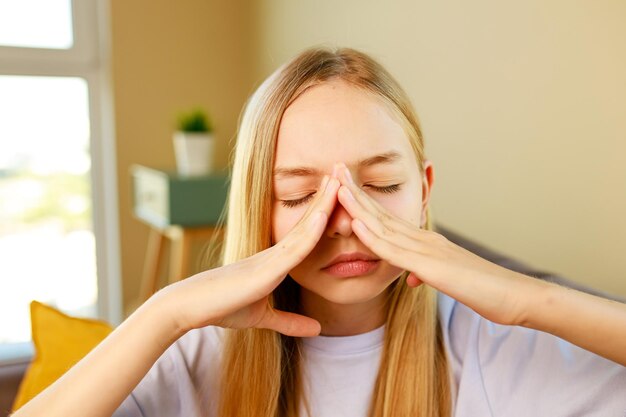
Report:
13,46,626,417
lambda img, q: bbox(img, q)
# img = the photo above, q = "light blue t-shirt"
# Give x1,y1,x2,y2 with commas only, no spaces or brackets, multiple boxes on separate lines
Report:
113,292,626,416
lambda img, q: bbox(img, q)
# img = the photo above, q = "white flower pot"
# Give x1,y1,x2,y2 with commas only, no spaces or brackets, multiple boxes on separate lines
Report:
173,132,215,176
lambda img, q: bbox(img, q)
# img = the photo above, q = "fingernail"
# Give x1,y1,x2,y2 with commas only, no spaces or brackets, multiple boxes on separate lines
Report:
344,167,354,184
325,177,338,194
320,175,329,190
353,218,367,233
340,185,355,201
332,164,339,178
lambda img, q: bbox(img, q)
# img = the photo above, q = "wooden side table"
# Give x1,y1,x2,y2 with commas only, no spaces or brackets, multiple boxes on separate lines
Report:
138,224,223,304
130,165,229,308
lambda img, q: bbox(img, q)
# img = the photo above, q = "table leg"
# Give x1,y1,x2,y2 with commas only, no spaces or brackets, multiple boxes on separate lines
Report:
139,227,165,303
168,227,192,284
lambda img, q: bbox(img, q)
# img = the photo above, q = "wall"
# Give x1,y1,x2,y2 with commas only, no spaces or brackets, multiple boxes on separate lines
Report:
108,1,625,318
251,0,626,297
109,0,255,316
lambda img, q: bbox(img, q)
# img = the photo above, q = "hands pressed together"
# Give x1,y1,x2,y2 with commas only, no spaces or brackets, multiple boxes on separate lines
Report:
158,163,626,366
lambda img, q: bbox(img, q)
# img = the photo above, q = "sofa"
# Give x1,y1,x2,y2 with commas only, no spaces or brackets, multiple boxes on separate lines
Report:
1,223,622,416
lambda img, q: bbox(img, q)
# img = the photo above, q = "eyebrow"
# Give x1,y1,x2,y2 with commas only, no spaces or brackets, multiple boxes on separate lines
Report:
273,151,403,179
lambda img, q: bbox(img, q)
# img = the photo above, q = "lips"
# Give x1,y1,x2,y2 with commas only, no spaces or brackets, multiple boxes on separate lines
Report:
322,251,380,269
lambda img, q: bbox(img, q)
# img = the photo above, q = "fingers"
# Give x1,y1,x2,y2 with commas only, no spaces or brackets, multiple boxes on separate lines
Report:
330,162,431,288
406,272,424,288
334,163,422,250
268,174,340,278
259,308,322,337
351,217,414,272
339,163,419,236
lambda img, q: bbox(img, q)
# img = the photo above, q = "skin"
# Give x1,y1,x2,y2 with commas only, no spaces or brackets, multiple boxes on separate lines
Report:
270,78,626,363
334,160,626,366
271,78,433,336
13,79,626,417
12,157,340,417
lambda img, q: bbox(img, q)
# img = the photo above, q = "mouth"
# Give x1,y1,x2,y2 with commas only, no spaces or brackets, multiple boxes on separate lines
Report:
321,252,381,278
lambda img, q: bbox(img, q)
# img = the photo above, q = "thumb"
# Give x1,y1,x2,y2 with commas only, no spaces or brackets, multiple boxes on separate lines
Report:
407,272,424,288
259,308,322,337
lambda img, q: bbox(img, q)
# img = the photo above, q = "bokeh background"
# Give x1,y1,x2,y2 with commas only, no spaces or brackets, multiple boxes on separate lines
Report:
109,0,626,316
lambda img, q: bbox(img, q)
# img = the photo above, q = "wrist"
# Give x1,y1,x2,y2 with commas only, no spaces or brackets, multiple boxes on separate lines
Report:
516,274,559,331
137,287,189,344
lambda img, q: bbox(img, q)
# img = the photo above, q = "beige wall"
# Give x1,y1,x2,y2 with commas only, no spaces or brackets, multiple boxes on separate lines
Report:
109,0,255,316
109,1,626,318
250,0,626,297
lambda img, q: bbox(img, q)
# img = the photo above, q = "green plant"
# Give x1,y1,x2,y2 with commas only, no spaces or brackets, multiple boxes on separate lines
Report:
176,108,214,133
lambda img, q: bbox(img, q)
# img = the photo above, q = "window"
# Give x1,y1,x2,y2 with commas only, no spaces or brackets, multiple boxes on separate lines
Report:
0,0,73,49
0,0,121,362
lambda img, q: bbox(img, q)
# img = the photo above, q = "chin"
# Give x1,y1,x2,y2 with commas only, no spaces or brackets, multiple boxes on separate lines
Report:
308,283,390,305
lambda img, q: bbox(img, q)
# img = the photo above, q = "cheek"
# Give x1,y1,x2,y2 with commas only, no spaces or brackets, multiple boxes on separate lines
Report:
271,204,308,243
374,189,422,225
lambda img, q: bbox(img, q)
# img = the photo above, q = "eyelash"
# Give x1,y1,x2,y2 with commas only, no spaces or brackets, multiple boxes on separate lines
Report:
280,184,402,209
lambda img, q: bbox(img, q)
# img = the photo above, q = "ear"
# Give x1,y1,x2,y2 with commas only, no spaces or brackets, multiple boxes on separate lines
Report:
419,159,435,228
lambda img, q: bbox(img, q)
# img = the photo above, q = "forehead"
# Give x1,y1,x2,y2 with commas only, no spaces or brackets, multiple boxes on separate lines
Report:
274,79,414,170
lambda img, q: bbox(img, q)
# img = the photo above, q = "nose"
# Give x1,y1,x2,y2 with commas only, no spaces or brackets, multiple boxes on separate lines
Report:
325,199,354,238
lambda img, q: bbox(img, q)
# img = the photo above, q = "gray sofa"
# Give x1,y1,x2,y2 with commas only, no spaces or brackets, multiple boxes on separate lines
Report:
434,224,623,302
1,223,622,416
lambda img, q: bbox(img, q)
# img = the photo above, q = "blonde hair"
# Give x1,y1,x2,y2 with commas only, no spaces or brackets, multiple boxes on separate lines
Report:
212,46,452,417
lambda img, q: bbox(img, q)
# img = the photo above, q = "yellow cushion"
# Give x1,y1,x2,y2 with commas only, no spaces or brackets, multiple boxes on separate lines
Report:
12,300,113,411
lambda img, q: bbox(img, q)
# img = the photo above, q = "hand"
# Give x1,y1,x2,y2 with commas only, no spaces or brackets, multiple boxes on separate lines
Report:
154,174,341,337
334,163,534,326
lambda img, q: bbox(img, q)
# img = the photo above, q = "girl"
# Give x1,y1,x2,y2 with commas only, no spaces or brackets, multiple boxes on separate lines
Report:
13,46,626,417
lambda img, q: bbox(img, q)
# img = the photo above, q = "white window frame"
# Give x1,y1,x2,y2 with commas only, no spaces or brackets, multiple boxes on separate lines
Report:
0,0,122,335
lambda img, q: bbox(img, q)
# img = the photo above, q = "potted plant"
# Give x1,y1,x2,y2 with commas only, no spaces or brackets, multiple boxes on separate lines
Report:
173,108,215,176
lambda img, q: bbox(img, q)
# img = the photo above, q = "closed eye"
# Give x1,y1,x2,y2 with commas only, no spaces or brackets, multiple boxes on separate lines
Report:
280,184,402,208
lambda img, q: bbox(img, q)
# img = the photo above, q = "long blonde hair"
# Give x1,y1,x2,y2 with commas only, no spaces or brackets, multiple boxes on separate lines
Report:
213,46,452,417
